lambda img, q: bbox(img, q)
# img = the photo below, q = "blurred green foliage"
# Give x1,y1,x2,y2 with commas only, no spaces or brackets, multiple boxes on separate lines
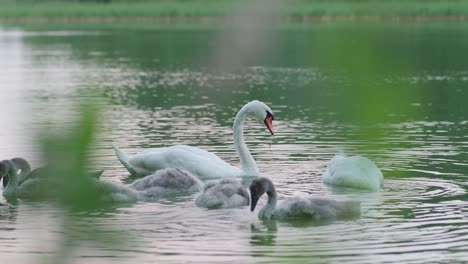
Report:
1,0,468,21
37,99,127,263
314,28,423,148
39,101,103,210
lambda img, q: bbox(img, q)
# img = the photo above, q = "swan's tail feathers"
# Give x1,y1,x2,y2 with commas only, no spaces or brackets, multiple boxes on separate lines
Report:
88,170,104,180
112,144,130,162
112,144,147,177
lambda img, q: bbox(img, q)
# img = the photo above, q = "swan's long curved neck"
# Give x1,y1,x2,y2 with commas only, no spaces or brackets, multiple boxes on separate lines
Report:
233,105,258,175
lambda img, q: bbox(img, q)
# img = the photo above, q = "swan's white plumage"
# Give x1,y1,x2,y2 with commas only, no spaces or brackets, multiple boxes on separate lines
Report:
113,100,274,179
323,152,383,191
196,178,249,209
115,145,244,179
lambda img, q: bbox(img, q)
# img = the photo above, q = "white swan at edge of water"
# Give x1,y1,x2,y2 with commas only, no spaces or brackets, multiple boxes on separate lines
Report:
112,100,274,179
322,151,384,191
249,177,361,221
195,177,249,209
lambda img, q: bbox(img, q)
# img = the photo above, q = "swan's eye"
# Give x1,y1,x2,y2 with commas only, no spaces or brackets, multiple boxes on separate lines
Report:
266,111,274,120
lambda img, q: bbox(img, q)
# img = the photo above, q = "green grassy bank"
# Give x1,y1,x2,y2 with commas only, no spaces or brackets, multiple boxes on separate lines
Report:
1,0,468,23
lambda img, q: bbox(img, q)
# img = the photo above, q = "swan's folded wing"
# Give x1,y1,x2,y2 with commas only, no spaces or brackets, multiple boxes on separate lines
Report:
274,197,315,219
196,178,249,209
323,153,383,191
195,192,223,209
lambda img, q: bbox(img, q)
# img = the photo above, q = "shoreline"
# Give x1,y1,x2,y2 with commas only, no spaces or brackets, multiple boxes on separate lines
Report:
3,15,468,24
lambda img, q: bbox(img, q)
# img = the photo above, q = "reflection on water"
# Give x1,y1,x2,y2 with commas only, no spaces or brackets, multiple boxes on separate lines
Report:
1,24,468,263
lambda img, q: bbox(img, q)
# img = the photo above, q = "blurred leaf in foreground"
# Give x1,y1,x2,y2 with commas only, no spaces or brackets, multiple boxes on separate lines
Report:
39,101,103,210
37,98,127,264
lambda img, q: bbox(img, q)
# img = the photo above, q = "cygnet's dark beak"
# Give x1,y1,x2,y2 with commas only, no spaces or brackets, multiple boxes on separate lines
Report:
250,193,260,212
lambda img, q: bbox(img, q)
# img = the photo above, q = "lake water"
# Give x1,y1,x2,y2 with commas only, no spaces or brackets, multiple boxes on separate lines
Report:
1,22,468,263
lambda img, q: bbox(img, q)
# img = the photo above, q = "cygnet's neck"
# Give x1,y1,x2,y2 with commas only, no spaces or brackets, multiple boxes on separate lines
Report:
233,104,258,175
3,161,18,197
260,183,278,219
11,158,31,184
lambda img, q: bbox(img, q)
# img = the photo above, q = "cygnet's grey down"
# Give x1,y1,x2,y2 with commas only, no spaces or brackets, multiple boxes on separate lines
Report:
250,177,361,221
130,168,203,196
0,158,202,202
196,177,250,209
76,168,203,203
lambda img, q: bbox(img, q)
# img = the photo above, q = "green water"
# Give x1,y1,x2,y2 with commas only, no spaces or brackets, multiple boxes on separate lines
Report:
1,22,468,263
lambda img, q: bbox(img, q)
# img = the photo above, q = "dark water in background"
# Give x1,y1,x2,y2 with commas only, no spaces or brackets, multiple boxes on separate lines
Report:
1,23,468,263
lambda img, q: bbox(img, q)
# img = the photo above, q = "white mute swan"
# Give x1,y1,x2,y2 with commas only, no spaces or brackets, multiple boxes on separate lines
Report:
196,178,249,209
323,151,383,191
0,159,201,202
249,177,361,221
113,100,274,179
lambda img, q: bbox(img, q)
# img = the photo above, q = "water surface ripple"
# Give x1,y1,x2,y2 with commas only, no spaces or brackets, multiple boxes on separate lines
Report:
1,26,468,263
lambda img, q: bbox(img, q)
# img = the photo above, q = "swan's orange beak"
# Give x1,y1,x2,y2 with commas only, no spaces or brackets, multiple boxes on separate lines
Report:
264,116,274,135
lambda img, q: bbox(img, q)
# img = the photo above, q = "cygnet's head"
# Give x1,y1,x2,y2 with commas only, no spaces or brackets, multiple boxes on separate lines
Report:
0,160,15,188
11,157,31,174
249,177,274,212
245,100,274,135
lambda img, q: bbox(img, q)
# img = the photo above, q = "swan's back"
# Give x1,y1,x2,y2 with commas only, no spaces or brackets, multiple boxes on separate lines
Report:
88,169,202,203
14,177,56,199
275,196,361,221
323,153,383,191
131,168,202,195
196,178,249,209
11,177,119,202
126,145,243,178
139,145,220,160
